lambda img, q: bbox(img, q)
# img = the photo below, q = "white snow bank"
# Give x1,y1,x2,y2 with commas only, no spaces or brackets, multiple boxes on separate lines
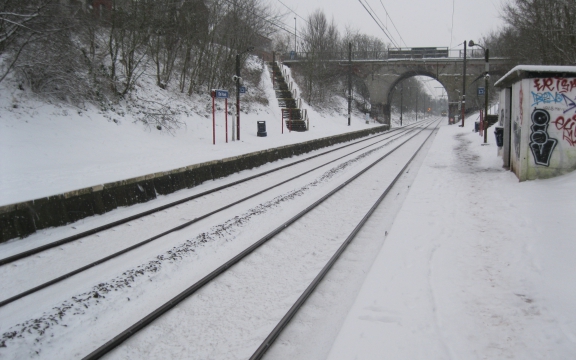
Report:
0,60,379,206
327,113,576,359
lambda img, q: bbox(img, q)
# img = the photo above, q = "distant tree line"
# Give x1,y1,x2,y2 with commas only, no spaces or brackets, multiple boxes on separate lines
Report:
484,0,576,65
0,0,279,105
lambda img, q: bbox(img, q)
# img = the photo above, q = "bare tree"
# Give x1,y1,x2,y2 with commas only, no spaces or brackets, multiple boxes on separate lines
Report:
492,0,576,64
298,9,341,104
0,0,62,84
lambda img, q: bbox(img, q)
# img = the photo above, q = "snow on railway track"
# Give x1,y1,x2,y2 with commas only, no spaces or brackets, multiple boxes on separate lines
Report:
0,119,439,359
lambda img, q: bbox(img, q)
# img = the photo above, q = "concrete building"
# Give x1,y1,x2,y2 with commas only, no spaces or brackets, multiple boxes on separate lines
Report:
495,66,576,181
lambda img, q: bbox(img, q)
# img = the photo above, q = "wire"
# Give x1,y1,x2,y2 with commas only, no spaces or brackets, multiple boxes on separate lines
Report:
220,0,305,42
274,0,309,25
356,0,399,47
377,0,408,48
363,0,400,47
449,0,455,48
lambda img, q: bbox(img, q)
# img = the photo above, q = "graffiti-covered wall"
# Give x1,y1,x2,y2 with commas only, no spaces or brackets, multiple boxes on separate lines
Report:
509,77,576,181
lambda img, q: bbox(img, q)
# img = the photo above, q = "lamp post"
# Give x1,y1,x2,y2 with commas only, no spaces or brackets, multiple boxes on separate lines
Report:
235,46,254,141
416,93,419,121
400,83,403,126
468,40,489,144
294,17,297,53
455,89,460,123
461,40,467,127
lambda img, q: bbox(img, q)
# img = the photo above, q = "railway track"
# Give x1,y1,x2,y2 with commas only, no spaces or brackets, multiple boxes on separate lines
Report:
1,122,428,267
0,121,428,308
0,118,440,359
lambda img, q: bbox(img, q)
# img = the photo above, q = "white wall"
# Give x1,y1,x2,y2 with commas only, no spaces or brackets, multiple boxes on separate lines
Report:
507,77,576,181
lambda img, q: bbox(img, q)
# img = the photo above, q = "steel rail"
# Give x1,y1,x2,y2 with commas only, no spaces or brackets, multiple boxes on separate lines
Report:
0,121,433,308
80,119,439,360
249,120,441,360
0,122,422,267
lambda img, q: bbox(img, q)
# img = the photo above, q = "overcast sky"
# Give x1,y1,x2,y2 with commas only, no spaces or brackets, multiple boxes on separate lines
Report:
274,0,506,52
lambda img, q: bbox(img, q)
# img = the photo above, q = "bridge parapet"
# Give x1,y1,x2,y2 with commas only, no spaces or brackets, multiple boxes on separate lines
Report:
283,53,515,126
281,48,488,62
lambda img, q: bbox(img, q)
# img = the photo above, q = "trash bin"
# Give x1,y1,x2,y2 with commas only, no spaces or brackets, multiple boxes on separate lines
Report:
257,121,267,137
494,126,504,147
474,121,479,133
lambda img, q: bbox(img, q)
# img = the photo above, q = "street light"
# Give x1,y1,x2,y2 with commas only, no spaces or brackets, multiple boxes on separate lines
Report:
455,88,461,123
235,46,254,141
468,40,489,144
400,83,403,126
461,40,467,127
294,17,297,53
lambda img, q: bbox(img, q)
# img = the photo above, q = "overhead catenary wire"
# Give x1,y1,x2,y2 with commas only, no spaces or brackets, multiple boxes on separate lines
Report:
274,0,310,25
363,0,390,37
360,0,400,47
449,0,455,48
377,0,408,48
356,0,400,48
219,0,306,42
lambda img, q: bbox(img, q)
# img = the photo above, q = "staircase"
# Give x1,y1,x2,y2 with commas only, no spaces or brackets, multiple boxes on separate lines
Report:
269,62,308,132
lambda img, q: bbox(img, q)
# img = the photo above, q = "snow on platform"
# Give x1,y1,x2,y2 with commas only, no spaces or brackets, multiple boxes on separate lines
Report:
326,116,576,359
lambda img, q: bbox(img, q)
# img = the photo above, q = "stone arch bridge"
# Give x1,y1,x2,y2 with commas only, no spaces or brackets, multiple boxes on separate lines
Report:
283,55,514,125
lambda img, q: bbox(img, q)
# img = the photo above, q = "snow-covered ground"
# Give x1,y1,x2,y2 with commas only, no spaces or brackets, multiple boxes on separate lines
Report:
319,114,576,359
2,53,575,358
0,120,433,358
0,59,379,206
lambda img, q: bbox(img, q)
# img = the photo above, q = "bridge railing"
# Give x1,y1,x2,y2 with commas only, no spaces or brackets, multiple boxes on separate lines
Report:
284,51,389,61
282,47,486,61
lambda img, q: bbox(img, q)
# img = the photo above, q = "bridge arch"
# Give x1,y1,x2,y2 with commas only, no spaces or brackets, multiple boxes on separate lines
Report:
283,55,514,126
384,70,449,123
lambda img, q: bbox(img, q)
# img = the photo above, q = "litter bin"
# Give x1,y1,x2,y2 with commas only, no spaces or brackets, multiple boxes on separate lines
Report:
474,121,479,133
494,126,504,147
257,121,267,137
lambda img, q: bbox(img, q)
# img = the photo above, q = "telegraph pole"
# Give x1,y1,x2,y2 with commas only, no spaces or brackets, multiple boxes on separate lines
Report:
348,42,352,126
236,53,240,140
484,48,490,143
400,83,403,126
294,18,297,53
416,94,418,121
461,40,467,127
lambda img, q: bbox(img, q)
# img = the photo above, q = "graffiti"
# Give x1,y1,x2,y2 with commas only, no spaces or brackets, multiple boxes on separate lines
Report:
531,91,564,106
533,78,576,93
553,114,576,146
529,109,558,166
556,78,576,93
562,94,576,114
531,92,576,114
534,78,555,92
519,87,524,124
514,120,521,160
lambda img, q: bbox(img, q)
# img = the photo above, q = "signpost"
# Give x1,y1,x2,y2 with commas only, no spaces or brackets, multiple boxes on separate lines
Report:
211,89,229,145
239,86,247,94
477,87,485,96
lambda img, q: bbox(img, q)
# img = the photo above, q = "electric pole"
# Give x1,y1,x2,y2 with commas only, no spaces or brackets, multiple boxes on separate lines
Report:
348,42,352,126
461,40,467,127
400,83,403,126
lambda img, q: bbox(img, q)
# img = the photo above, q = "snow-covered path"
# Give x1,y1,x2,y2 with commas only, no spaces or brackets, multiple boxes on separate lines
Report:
309,116,576,359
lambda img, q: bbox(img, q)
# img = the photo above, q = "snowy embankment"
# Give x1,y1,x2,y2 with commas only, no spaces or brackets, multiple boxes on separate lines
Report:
0,58,378,207
324,114,576,359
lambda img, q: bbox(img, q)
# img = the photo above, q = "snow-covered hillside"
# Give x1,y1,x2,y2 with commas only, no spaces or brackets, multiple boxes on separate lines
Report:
0,58,380,206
